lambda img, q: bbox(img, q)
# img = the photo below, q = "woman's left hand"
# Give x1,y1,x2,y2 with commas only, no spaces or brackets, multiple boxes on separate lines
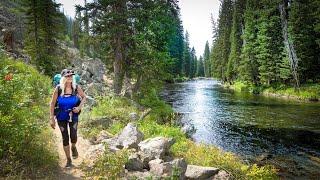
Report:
72,107,81,113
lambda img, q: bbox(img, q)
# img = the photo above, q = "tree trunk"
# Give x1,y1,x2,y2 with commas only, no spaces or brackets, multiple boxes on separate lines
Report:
113,36,125,95
279,1,300,88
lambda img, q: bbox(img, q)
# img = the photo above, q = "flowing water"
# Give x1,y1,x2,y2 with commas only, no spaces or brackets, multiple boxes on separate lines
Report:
161,79,320,179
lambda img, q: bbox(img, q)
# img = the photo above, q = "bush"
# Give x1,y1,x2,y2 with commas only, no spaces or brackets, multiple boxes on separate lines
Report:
84,149,129,179
138,88,174,124
0,57,57,178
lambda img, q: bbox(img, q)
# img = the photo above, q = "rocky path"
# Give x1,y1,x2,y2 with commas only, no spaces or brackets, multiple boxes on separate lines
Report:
53,125,91,179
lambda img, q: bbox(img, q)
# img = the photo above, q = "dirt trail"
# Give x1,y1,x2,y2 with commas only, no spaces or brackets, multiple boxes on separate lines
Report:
53,125,91,179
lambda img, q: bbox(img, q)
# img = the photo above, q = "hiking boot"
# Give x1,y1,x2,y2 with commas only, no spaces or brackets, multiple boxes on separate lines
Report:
65,158,72,168
71,146,78,159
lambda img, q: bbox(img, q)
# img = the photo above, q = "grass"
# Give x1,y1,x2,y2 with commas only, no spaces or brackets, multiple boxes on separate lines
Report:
227,81,320,101
81,95,279,179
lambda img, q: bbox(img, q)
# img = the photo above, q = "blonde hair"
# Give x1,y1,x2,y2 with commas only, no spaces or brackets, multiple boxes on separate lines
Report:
59,76,77,96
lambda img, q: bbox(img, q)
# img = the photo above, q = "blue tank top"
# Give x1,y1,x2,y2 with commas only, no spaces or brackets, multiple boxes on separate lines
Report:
56,94,80,121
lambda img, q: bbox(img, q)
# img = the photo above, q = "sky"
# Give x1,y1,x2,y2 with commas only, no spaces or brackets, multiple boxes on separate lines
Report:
57,0,221,57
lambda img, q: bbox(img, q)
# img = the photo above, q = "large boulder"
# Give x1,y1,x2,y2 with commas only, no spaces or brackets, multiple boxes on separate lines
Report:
125,153,144,171
138,137,175,167
185,165,219,180
116,123,144,149
149,158,187,179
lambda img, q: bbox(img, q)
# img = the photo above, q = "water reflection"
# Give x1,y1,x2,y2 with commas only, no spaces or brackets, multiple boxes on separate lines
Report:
161,79,320,178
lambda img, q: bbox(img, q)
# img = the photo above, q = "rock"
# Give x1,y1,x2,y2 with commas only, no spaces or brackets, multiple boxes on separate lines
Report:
126,170,160,180
85,95,96,108
129,112,139,121
85,83,105,96
185,165,219,180
212,170,230,180
125,153,144,171
170,158,188,178
148,158,187,179
103,138,121,152
138,137,175,160
149,159,170,176
95,130,113,144
116,123,144,149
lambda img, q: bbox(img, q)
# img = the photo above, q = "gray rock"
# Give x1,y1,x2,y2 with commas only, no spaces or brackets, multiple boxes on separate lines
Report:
148,158,187,179
185,165,219,180
212,170,230,180
126,170,160,180
96,130,113,144
117,123,144,149
125,153,144,171
138,137,175,162
129,112,139,121
170,158,187,179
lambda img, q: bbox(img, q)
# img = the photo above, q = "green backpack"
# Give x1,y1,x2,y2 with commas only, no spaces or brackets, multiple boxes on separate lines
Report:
53,73,81,87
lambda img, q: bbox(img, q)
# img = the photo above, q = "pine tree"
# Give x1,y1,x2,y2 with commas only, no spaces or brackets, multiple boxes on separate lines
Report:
22,0,64,74
238,0,259,85
183,31,191,77
190,47,196,78
226,0,245,83
197,56,205,77
203,41,210,77
288,0,320,82
210,0,233,81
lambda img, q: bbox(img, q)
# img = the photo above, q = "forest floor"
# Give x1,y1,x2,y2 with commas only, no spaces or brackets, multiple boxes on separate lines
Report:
53,125,91,180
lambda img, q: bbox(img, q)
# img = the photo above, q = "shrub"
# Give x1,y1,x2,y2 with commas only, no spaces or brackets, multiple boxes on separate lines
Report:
84,149,129,179
0,57,57,178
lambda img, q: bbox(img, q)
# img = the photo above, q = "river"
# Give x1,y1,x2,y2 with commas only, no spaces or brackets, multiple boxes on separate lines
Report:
161,79,320,179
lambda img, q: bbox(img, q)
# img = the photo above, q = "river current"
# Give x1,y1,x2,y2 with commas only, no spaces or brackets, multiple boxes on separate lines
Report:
161,79,320,179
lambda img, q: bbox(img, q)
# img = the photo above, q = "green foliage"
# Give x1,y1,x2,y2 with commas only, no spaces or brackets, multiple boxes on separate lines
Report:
138,88,174,125
288,0,320,82
0,56,57,178
210,0,233,81
84,149,129,179
211,0,319,89
196,56,205,77
203,41,211,77
21,0,65,75
226,0,245,82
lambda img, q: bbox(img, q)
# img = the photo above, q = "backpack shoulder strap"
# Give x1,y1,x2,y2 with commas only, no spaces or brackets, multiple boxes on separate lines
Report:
57,85,62,96
72,85,78,96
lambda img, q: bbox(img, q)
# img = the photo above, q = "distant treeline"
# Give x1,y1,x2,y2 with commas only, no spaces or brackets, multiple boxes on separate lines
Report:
209,0,320,87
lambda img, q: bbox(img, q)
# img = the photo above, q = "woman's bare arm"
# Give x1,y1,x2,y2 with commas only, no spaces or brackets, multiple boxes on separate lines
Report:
49,87,58,129
76,86,86,110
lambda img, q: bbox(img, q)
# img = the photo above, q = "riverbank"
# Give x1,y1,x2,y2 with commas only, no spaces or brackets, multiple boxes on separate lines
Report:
224,81,320,102
80,95,278,179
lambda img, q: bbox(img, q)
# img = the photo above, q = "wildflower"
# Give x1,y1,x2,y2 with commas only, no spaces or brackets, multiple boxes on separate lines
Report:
4,73,13,81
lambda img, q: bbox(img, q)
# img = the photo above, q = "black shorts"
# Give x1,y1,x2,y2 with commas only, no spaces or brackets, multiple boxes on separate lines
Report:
57,121,78,146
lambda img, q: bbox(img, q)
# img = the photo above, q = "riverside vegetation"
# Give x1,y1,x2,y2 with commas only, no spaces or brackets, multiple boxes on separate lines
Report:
80,94,277,179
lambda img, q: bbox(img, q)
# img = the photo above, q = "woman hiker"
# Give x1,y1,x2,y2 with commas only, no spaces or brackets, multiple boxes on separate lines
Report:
49,69,86,168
